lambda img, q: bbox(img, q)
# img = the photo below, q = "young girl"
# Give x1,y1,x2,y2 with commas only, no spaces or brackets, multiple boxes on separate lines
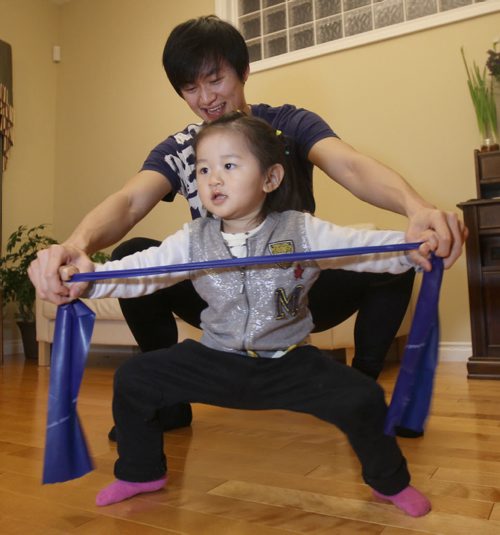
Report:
77,112,432,516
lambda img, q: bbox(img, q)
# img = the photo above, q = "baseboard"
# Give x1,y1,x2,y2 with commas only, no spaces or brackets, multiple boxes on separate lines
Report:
89,344,138,356
3,338,472,362
3,338,22,356
438,342,472,362
3,340,137,359
86,345,139,367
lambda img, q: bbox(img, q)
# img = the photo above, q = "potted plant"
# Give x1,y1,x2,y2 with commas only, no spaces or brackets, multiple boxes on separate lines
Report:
0,224,57,358
461,46,499,152
0,225,111,359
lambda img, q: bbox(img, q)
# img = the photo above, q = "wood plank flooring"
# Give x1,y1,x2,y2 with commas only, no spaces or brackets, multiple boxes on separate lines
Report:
1,352,500,534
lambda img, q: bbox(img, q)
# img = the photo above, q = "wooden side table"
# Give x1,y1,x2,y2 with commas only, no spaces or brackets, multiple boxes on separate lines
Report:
459,149,500,378
458,197,500,378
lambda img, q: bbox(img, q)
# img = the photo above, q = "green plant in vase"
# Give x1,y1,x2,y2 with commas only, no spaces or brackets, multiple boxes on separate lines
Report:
0,224,57,323
461,46,499,152
0,224,111,359
0,224,57,358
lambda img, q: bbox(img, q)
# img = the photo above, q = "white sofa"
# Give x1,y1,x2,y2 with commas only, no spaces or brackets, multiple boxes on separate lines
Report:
36,295,412,367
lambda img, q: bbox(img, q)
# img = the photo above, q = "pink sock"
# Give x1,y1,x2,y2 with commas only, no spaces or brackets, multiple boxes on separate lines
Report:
373,485,431,517
96,476,167,506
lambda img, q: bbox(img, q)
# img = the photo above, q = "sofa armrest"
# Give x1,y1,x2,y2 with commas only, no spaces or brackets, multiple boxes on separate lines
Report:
35,297,203,366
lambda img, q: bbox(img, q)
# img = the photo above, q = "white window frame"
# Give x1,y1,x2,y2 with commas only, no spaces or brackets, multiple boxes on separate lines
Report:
215,0,500,73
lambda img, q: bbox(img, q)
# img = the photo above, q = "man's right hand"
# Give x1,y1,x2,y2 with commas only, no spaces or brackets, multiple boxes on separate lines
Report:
28,244,95,304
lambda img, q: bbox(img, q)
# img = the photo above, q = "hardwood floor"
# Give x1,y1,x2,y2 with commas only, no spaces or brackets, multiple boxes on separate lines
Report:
2,352,500,534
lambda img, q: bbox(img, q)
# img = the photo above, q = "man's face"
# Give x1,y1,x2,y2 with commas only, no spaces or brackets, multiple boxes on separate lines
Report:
180,61,249,123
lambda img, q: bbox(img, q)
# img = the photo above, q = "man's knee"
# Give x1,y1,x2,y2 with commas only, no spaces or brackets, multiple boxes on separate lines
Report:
343,380,387,426
351,356,383,380
400,268,416,291
114,355,148,394
383,268,415,293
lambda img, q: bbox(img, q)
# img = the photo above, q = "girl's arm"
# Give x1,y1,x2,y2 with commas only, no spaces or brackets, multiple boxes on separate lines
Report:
304,213,432,273
82,225,191,300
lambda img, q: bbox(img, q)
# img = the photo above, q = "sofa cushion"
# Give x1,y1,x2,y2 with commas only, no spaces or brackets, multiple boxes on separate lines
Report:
41,298,125,321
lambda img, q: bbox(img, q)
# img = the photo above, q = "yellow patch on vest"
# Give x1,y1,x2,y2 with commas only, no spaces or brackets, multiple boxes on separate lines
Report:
268,240,294,255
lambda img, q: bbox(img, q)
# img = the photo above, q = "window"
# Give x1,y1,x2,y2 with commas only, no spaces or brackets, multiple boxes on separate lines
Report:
215,0,500,72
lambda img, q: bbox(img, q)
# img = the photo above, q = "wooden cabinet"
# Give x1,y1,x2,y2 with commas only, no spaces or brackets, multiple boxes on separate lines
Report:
0,159,2,364
474,149,500,199
458,149,500,378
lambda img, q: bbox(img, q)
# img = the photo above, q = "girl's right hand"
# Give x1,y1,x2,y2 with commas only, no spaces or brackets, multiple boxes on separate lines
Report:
28,244,95,304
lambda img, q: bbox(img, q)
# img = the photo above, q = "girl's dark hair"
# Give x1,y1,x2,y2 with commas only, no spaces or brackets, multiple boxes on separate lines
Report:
194,112,303,218
163,16,249,97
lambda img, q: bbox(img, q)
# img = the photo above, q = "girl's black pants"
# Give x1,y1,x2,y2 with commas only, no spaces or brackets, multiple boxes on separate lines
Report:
113,340,410,496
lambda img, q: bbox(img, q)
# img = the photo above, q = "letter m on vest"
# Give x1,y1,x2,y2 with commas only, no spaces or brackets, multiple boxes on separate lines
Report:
275,285,304,320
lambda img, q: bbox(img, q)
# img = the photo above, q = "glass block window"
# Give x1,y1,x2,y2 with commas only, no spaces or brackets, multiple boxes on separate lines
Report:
217,0,498,71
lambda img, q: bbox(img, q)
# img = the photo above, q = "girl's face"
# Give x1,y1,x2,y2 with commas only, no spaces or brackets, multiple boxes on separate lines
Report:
196,130,282,233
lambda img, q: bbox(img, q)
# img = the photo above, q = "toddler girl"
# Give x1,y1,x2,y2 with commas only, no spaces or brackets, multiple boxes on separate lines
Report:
76,112,431,516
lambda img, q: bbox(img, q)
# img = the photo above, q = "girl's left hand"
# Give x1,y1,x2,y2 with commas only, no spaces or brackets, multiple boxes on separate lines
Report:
405,230,439,272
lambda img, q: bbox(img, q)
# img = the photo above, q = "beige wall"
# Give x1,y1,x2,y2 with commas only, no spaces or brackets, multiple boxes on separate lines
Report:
0,0,59,241
53,0,214,244
0,0,60,341
2,0,500,349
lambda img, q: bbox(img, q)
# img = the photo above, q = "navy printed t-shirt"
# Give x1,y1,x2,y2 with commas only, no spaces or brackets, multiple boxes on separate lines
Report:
140,103,337,219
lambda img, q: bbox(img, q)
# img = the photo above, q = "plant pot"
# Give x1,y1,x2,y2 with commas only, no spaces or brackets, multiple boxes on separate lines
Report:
480,126,499,152
480,139,500,152
16,320,38,360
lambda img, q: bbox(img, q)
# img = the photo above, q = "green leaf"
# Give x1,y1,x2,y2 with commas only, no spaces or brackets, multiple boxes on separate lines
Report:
461,46,498,144
0,224,57,321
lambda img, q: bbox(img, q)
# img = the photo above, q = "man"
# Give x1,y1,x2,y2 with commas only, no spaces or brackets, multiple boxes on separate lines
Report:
29,16,466,437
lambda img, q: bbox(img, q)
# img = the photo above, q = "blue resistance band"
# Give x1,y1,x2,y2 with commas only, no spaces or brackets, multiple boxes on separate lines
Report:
69,242,423,282
43,242,442,484
43,300,95,483
384,253,443,436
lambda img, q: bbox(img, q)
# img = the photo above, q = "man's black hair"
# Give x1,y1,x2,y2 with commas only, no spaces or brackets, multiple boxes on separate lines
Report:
163,15,249,97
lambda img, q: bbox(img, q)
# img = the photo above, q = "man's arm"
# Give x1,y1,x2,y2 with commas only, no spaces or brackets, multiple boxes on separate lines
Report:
28,170,172,304
64,170,171,253
308,137,467,270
